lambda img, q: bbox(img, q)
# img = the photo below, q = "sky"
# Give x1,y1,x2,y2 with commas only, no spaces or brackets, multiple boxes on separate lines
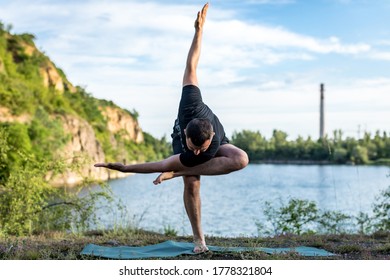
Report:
0,0,389,140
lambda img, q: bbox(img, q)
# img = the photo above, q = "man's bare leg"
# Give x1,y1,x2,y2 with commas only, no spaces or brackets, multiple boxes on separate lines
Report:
153,144,249,184
182,6,209,253
182,2,208,87
183,175,208,253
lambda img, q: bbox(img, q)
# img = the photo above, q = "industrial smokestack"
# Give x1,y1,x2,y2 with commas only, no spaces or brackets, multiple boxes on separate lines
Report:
320,83,325,139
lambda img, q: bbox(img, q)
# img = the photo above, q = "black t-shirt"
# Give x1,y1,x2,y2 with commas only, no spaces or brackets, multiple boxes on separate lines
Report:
173,85,228,167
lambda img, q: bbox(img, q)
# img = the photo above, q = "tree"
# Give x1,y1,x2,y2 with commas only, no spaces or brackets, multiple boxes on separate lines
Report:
351,145,369,164
333,147,348,163
268,130,289,159
231,130,266,160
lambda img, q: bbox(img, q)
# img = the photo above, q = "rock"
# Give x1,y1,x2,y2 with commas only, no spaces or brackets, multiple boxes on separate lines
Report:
100,106,144,143
49,114,131,187
39,62,65,92
0,107,31,123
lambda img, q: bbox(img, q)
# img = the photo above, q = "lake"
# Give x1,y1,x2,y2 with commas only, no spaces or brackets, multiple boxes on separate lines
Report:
89,164,389,238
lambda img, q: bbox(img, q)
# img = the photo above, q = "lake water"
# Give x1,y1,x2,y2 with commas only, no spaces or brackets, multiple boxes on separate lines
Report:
89,164,389,237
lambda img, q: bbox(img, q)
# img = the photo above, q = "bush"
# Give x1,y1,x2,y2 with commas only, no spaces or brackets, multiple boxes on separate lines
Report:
372,185,390,231
28,106,69,161
0,127,113,236
257,186,390,236
317,210,352,234
258,199,318,236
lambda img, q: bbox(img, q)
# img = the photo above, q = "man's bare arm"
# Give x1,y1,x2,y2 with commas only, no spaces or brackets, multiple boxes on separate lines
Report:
95,144,248,185
94,154,183,173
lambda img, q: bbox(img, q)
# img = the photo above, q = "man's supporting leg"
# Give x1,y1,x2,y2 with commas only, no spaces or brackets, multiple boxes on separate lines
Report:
183,175,208,253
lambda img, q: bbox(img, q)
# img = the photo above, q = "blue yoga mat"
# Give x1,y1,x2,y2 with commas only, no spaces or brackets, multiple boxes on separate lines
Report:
81,240,335,259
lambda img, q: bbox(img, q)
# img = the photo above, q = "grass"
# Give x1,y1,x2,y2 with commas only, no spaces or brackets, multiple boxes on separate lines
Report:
0,229,389,260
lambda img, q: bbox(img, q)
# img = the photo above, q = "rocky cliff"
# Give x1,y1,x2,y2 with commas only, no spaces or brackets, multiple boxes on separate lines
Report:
51,115,122,186
0,29,148,186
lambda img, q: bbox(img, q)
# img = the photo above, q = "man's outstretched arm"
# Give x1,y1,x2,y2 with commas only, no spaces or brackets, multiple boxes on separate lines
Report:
94,144,248,183
94,154,183,174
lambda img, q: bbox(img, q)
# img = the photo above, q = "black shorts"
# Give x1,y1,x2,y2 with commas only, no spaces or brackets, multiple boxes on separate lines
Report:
171,118,186,155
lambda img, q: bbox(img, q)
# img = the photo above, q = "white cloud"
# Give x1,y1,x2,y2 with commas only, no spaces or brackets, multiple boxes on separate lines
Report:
205,20,370,54
368,51,390,61
0,0,388,139
244,0,295,4
376,40,390,46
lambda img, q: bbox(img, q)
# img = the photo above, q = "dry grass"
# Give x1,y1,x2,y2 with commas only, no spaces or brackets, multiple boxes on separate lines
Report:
0,229,389,260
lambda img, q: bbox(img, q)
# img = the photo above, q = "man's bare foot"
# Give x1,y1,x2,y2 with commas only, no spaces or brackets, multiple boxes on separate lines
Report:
193,242,209,254
153,171,175,185
195,3,209,31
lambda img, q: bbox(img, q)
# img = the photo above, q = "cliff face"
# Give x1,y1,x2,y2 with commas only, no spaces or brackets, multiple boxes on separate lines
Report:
0,107,31,123
0,106,143,186
39,60,77,93
101,106,144,144
51,107,145,186
0,30,146,186
50,114,130,186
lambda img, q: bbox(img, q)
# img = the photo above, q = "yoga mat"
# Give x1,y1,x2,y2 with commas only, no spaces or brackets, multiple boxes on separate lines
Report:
81,240,336,259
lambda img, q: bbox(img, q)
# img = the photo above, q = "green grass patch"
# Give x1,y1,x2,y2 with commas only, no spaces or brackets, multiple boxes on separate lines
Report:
1,230,389,260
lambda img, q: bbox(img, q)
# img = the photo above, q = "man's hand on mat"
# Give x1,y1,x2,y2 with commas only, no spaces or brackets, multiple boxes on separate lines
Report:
153,171,175,185
94,162,124,172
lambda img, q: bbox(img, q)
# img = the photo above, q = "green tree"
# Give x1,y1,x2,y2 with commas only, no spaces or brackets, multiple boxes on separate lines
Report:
293,136,312,160
0,128,10,183
231,130,266,160
28,106,69,160
0,122,32,172
268,130,289,159
351,145,369,164
333,147,348,163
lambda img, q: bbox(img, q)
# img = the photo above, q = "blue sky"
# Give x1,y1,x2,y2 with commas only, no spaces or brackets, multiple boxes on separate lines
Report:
1,0,389,140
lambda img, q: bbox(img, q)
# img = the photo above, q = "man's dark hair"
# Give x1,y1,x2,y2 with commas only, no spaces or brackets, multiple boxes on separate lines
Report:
185,118,213,146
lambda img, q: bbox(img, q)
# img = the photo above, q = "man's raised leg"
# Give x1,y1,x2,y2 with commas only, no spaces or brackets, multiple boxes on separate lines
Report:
182,2,208,87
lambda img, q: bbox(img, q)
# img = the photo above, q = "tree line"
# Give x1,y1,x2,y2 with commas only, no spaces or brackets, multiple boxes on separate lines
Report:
231,129,390,165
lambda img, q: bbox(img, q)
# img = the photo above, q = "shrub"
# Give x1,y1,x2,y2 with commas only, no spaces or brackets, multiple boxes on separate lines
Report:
257,185,390,236
0,127,113,236
317,210,352,234
258,198,318,236
372,185,390,232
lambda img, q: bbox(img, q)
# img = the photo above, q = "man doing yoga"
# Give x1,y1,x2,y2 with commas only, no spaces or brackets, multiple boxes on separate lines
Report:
95,3,248,253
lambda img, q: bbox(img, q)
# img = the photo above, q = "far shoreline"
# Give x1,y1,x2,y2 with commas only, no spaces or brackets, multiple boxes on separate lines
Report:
250,159,390,166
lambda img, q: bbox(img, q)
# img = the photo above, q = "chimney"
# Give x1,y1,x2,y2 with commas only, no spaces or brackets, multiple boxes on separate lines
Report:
319,83,325,139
